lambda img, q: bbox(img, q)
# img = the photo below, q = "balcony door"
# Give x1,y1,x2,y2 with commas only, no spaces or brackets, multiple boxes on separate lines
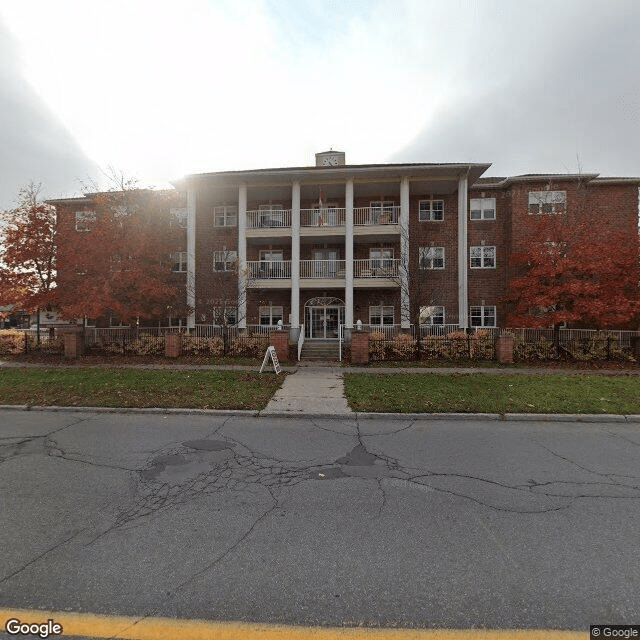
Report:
313,249,338,278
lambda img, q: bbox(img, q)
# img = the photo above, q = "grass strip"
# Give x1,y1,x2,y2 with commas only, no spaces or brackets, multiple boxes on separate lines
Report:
0,368,283,410
344,373,640,414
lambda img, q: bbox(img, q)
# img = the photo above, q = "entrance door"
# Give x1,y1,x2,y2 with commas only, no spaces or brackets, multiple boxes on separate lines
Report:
306,305,345,339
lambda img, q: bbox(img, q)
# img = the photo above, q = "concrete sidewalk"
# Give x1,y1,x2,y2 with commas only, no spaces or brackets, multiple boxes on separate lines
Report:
262,366,351,415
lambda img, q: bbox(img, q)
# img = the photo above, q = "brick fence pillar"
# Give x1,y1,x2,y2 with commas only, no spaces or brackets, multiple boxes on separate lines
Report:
63,331,83,359
165,333,182,358
495,334,515,364
269,331,289,363
351,330,370,365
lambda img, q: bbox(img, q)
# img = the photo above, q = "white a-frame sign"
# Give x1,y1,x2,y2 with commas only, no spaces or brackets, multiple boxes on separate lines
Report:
260,345,282,374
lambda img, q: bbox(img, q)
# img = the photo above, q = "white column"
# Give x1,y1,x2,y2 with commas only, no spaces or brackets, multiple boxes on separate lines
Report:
238,184,247,329
457,174,469,329
345,179,354,328
186,186,196,329
400,177,410,329
291,181,301,330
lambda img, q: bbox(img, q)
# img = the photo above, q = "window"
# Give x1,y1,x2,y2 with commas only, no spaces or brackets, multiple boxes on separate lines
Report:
213,205,238,227
528,191,566,214
470,198,496,220
419,306,445,325
259,305,284,326
419,200,444,221
369,248,394,269
111,204,130,219
370,201,395,223
369,305,394,325
172,251,188,272
213,250,237,272
419,246,445,269
470,306,496,327
170,207,188,228
75,210,96,232
470,246,496,268
212,307,237,325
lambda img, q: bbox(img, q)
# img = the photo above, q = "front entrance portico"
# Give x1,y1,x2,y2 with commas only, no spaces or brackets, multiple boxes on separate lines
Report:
304,297,345,340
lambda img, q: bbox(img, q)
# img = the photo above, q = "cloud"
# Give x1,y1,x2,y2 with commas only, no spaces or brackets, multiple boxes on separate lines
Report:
0,16,99,209
392,0,640,176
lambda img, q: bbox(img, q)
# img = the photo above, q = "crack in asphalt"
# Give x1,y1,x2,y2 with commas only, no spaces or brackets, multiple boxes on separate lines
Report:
5,416,640,599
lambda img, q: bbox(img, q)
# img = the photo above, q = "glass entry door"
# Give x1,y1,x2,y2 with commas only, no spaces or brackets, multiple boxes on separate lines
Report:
306,305,345,339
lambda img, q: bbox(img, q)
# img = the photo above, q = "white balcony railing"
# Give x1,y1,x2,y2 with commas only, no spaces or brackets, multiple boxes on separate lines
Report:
300,208,346,227
300,259,346,279
246,210,292,229
354,258,399,278
247,260,292,279
354,206,400,226
245,207,399,228
247,259,400,280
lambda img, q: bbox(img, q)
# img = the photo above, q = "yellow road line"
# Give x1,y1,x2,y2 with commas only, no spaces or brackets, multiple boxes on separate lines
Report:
0,608,587,640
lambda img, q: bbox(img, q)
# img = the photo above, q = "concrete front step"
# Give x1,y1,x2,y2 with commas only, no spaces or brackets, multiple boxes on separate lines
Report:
299,340,340,361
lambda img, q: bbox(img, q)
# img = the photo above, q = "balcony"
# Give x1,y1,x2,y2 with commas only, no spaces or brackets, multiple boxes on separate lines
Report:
245,259,400,289
245,206,400,237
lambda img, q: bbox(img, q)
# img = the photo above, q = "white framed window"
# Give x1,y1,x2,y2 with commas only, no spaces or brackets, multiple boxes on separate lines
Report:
470,197,496,220
75,210,96,232
528,190,566,214
172,251,188,272
470,246,496,268
212,307,237,325
212,250,237,272
419,200,444,221
369,248,394,269
111,204,131,219
213,205,238,227
369,305,394,326
259,305,284,326
419,306,445,325
470,306,496,327
419,246,445,269
170,207,188,229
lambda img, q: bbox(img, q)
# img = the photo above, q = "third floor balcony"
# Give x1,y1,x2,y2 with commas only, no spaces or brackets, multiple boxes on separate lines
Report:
245,206,400,238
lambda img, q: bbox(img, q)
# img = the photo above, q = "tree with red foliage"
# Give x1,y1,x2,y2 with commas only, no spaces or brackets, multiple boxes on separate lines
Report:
55,185,188,325
504,210,640,329
0,183,57,320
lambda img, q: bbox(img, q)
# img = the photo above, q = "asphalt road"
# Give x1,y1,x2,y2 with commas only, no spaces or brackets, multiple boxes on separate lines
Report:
1,409,639,635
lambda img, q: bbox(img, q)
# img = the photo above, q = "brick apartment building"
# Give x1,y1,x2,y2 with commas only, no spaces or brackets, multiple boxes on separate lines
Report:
51,151,640,340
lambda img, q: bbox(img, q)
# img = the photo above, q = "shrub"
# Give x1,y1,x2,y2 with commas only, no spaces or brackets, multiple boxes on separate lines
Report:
229,334,268,358
125,334,165,356
0,329,28,356
368,332,387,361
391,333,416,360
182,335,224,357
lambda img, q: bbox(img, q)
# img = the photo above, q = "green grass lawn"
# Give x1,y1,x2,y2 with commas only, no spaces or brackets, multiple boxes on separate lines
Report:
344,373,640,414
0,368,284,410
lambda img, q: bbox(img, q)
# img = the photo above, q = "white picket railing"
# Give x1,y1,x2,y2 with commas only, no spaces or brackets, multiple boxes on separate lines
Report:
247,261,292,279
300,208,346,227
353,258,399,278
354,206,400,226
246,210,292,228
300,259,346,279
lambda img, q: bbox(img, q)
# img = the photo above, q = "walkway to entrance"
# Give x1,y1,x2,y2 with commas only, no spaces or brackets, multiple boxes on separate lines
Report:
262,367,351,415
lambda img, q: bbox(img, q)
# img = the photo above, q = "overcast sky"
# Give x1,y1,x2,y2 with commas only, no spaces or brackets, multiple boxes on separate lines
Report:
1,0,639,210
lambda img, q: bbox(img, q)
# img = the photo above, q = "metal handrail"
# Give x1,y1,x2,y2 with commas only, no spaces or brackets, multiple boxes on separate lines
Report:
297,325,305,361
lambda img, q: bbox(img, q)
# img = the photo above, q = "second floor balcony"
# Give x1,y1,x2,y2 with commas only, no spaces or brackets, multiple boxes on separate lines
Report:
246,259,400,288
